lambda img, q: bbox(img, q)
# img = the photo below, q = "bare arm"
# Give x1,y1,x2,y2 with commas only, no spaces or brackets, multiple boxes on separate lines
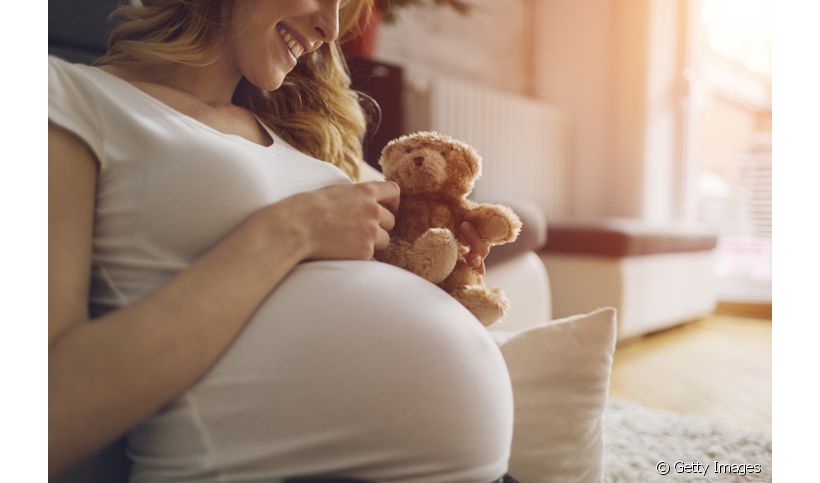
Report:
48,122,399,479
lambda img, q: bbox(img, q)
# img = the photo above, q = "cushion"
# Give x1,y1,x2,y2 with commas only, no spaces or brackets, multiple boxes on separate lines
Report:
542,219,717,257
492,308,617,482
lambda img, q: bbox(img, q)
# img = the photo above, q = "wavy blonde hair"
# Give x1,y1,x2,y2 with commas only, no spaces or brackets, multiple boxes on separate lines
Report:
95,0,374,181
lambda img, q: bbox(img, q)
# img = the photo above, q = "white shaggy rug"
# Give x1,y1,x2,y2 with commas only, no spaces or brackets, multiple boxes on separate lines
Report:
603,398,772,482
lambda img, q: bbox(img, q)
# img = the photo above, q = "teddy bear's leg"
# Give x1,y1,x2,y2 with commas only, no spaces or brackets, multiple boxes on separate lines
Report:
374,230,458,284
441,260,510,325
410,228,459,284
374,238,415,270
450,285,511,326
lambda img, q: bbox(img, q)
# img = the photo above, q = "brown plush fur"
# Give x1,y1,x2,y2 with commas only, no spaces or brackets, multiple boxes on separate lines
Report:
374,131,523,325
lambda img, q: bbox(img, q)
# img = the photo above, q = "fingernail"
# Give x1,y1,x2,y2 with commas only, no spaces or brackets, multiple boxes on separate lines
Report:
472,257,481,267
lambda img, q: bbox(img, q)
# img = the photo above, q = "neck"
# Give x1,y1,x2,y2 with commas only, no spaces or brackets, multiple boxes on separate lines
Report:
101,56,242,107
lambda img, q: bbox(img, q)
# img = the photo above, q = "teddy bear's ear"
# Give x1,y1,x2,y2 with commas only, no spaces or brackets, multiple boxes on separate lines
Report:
378,139,401,168
448,143,482,179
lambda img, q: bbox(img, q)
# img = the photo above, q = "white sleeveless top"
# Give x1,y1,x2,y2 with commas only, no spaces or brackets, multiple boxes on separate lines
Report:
48,55,353,317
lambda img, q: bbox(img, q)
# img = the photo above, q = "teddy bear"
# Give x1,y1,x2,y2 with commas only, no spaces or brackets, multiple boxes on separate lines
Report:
373,131,523,326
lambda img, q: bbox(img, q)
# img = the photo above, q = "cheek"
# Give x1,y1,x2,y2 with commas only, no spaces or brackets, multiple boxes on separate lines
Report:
241,55,278,89
237,29,288,91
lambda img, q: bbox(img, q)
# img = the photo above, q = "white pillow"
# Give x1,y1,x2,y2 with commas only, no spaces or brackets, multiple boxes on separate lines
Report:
491,308,617,482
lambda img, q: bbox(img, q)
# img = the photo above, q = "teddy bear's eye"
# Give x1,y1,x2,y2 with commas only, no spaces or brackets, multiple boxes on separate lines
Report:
405,147,413,154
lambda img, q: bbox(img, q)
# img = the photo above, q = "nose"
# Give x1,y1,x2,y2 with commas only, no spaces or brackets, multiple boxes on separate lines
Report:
313,0,340,44
414,156,424,166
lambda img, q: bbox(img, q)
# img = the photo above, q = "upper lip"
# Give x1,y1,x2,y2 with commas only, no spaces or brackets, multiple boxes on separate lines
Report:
279,23,312,54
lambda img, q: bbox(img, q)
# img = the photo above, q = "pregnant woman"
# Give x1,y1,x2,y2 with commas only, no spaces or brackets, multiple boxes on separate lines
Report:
48,1,514,481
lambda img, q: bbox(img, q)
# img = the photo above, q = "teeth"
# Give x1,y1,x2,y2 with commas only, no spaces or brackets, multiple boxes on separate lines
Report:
277,27,303,58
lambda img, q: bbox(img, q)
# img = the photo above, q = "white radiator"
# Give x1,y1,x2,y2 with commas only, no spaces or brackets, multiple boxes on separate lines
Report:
403,75,569,220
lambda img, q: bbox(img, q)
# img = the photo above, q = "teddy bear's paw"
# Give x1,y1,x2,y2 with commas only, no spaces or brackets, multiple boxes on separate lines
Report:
412,228,459,283
419,227,457,247
481,214,521,243
472,205,522,244
452,285,511,326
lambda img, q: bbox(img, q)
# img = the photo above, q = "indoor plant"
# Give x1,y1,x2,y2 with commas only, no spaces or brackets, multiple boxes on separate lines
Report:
342,0,472,57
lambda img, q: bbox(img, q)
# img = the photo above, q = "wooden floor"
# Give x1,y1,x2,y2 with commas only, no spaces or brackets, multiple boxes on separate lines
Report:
609,314,772,434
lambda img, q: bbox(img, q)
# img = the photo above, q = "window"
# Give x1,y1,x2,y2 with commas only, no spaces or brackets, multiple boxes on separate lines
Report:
683,0,772,302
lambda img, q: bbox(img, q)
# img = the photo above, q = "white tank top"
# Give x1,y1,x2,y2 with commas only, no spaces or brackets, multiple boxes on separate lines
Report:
48,55,354,316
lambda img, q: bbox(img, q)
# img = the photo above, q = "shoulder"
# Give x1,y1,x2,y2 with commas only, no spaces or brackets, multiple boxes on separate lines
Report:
48,54,72,73
48,54,101,110
49,55,110,170
49,55,77,91
48,55,105,110
49,55,90,89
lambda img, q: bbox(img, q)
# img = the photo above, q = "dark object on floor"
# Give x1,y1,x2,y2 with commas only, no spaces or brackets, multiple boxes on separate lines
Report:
497,473,521,483
283,478,375,482
284,474,519,483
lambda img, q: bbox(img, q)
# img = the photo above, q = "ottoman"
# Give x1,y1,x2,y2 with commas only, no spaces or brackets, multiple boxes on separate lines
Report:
538,219,718,341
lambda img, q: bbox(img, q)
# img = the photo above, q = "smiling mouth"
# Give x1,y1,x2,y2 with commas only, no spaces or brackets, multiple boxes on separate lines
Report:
277,26,304,60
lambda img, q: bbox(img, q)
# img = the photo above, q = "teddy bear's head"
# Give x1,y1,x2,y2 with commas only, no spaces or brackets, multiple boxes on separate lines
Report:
378,131,482,197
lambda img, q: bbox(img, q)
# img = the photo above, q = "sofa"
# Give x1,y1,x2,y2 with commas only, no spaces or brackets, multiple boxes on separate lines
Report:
539,218,717,341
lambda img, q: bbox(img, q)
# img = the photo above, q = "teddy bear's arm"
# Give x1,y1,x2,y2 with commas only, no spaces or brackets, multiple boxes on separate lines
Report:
464,203,523,245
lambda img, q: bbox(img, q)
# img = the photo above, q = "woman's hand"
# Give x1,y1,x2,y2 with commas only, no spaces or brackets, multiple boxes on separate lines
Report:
262,181,401,262
460,221,491,275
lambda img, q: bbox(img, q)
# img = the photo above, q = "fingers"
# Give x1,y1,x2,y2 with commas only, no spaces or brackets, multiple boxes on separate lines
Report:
476,257,486,275
378,203,395,231
361,181,400,214
365,182,398,252
461,221,490,274
374,225,391,251
461,221,490,257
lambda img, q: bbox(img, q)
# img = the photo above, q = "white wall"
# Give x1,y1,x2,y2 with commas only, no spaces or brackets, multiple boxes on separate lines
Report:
533,0,684,221
532,0,617,218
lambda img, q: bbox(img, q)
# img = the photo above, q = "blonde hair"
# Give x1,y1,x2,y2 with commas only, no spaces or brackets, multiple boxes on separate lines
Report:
95,0,374,181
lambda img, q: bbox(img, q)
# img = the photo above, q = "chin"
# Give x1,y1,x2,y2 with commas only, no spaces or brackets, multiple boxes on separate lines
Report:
262,77,285,92
245,68,287,92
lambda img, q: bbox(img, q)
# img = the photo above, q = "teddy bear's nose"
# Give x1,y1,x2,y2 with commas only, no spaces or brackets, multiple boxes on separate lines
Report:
413,156,424,166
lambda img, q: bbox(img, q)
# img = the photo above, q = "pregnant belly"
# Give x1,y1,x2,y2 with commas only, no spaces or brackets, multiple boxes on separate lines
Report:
128,260,514,483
